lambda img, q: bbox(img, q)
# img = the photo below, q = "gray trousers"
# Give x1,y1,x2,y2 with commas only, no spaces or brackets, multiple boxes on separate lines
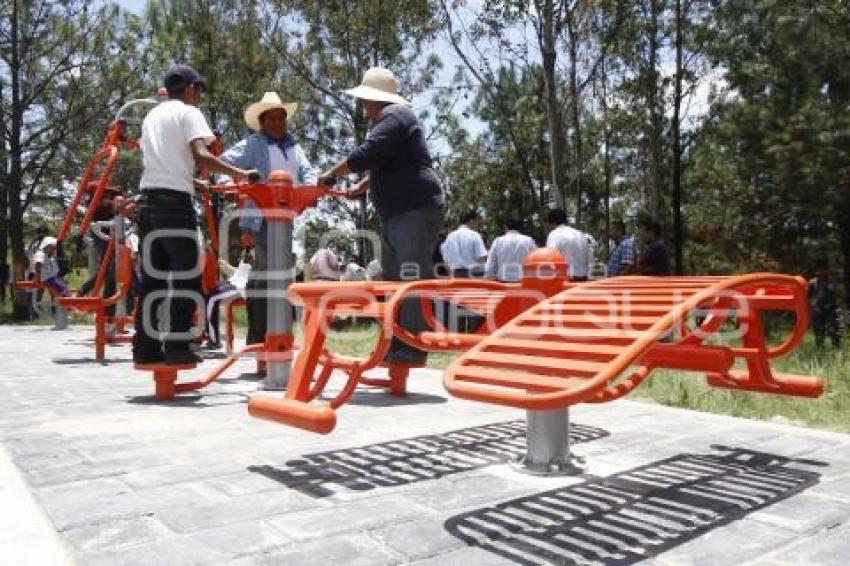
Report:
380,207,444,363
246,238,268,345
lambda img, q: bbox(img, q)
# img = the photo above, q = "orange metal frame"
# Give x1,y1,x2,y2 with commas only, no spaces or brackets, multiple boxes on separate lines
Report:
136,176,350,400
56,198,137,360
57,121,136,242
247,252,822,434
444,274,821,410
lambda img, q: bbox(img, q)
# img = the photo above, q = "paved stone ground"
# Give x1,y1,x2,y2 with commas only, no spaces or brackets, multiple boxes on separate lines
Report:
0,325,849,565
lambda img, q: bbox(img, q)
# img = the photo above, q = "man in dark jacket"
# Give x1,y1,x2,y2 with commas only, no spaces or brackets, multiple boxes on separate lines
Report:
318,67,444,364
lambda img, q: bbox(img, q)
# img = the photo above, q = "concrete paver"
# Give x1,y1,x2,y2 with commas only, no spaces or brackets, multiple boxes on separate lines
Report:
0,325,848,565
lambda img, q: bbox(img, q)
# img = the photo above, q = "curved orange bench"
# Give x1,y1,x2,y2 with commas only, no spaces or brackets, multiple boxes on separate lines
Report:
248,266,821,435
445,274,821,410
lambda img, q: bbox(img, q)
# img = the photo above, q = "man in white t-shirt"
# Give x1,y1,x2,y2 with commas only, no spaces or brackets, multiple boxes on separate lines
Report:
485,217,537,282
545,209,595,281
133,64,255,365
441,211,488,278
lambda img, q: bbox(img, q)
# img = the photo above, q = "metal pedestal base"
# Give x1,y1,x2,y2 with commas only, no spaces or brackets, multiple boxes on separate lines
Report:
515,408,581,476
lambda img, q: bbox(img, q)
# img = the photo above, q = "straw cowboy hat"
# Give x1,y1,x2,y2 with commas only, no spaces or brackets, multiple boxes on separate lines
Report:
244,92,298,132
344,67,411,106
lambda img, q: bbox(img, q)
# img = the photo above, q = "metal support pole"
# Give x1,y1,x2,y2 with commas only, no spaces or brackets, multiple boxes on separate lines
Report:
263,218,293,390
518,408,578,475
113,215,126,320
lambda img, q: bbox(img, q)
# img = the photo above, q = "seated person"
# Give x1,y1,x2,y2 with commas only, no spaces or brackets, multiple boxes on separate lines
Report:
34,237,69,330
342,257,367,281
309,245,342,281
206,248,253,348
34,237,70,298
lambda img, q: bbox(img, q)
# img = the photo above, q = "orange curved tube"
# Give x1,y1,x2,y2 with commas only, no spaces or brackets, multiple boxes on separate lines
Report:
57,146,111,241
247,396,336,434
78,146,120,238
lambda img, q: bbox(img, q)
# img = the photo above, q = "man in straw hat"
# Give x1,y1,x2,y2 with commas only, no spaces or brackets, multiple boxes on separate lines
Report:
220,91,317,347
133,64,256,365
318,67,444,365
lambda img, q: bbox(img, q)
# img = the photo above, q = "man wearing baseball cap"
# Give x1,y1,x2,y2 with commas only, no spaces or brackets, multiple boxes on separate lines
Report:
133,63,256,365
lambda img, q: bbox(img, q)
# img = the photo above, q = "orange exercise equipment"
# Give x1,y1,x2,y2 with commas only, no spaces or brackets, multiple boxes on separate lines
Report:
134,172,352,400
247,250,822,435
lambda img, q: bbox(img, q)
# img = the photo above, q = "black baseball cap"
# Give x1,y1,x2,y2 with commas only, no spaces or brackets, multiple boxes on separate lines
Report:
163,64,206,91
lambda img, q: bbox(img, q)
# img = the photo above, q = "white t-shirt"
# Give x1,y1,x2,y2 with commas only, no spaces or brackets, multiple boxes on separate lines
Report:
269,145,288,174
485,231,537,282
546,224,595,279
441,225,488,271
126,232,139,254
139,99,214,194
342,262,367,282
34,250,60,281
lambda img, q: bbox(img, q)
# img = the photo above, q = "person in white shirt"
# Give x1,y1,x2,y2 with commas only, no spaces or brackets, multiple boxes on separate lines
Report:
133,64,254,365
206,248,253,348
441,211,488,278
365,258,382,281
342,257,367,281
485,218,537,282
545,208,595,281
33,237,70,330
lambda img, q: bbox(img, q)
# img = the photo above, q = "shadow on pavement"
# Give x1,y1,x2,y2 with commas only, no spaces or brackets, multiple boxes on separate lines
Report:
444,445,826,565
249,420,610,498
125,391,250,408
346,389,447,407
52,357,133,365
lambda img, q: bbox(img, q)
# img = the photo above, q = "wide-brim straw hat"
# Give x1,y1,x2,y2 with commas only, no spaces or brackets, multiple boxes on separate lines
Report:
244,92,298,132
344,67,411,106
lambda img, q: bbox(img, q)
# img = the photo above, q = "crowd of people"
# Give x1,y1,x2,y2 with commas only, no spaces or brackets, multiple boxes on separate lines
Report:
4,61,840,361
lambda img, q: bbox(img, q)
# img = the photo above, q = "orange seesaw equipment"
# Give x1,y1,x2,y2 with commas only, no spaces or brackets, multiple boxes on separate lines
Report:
246,249,822,439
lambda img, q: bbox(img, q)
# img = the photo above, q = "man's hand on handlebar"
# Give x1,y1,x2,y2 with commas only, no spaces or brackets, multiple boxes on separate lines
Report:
193,178,210,193
231,169,262,184
347,177,370,198
317,172,336,187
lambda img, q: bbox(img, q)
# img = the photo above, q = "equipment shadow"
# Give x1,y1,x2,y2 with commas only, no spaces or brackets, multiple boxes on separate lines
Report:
248,420,610,498
444,444,826,565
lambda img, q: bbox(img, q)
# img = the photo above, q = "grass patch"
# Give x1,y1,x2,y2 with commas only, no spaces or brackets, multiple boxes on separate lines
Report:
3,297,844,433
320,325,848,433
633,335,849,432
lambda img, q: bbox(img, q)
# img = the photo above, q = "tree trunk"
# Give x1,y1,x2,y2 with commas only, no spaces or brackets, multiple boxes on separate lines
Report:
566,13,586,226
671,0,685,274
0,78,8,284
601,58,613,258
647,0,664,220
539,0,568,211
9,0,29,319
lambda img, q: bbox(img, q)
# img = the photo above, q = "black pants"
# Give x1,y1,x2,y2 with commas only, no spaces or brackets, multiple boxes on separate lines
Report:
132,189,201,357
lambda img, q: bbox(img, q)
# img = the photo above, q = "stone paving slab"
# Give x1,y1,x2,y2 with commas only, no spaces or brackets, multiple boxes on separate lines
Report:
0,325,849,565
